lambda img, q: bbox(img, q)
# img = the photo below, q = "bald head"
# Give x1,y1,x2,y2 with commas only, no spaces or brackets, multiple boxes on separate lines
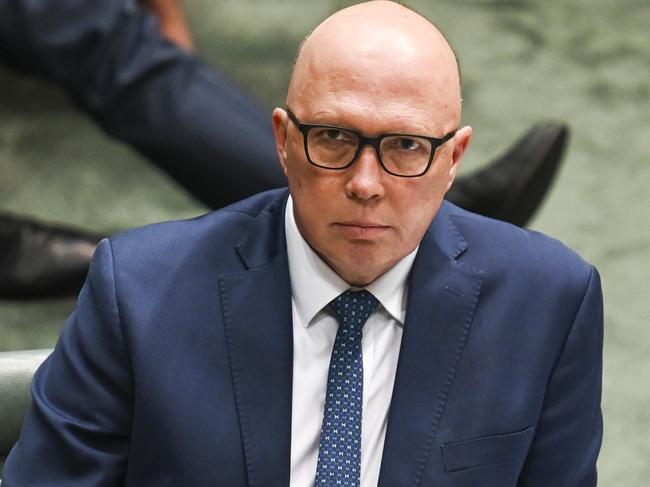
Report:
287,0,462,129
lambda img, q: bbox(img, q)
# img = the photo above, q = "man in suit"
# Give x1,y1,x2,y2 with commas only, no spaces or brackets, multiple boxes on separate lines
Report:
2,1,603,486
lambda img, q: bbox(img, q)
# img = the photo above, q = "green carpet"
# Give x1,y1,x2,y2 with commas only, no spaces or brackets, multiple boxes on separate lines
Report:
1,1,648,483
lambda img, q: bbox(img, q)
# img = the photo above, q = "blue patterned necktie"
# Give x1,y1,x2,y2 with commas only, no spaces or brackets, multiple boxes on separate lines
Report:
315,289,380,487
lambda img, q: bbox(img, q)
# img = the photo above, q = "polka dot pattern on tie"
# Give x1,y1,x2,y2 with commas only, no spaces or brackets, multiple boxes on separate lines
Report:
315,290,379,487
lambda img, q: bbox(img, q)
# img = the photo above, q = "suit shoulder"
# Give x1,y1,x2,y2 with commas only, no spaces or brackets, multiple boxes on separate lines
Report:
107,189,287,271
443,203,594,288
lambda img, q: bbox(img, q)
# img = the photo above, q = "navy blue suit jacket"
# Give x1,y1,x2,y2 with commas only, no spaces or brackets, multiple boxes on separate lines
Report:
4,189,602,486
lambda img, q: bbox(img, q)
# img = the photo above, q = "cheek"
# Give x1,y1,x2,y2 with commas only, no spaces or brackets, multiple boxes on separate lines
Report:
291,175,303,189
287,165,341,234
286,156,323,197
288,157,340,204
284,139,311,189
392,179,445,235
419,162,453,208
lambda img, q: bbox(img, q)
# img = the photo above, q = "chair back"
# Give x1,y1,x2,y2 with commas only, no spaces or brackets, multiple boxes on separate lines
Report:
0,349,52,474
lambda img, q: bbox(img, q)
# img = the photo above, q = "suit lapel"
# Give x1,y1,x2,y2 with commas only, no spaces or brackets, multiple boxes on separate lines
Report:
378,205,484,486
219,194,293,487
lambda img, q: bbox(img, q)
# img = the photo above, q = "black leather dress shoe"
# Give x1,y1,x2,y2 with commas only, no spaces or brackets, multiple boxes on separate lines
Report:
447,122,569,227
0,213,101,299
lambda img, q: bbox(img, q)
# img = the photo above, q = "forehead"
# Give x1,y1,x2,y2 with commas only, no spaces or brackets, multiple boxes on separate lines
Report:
289,24,460,133
295,60,456,135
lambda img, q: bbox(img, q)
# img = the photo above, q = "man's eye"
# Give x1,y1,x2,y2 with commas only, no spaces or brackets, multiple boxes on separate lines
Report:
386,137,421,151
312,128,353,144
396,137,420,150
324,129,343,140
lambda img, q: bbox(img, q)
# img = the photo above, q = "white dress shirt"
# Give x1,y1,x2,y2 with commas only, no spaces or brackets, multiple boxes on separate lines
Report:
285,196,417,487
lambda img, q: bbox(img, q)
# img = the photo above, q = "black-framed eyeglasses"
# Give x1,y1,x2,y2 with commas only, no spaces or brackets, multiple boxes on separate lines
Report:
286,108,456,178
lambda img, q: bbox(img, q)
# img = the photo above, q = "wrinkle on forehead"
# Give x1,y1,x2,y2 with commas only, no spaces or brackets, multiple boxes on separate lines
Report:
287,1,461,126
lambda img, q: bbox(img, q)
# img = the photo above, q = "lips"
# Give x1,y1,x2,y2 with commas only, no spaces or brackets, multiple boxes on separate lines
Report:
335,221,390,238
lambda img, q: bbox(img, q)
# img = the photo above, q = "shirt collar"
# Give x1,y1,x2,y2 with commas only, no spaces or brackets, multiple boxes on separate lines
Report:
285,195,417,328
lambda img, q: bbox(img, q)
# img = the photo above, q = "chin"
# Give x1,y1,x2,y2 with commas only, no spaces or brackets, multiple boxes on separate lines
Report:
340,255,394,286
340,270,376,287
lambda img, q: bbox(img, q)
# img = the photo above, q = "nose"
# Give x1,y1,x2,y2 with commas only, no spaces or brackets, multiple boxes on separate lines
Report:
344,145,386,201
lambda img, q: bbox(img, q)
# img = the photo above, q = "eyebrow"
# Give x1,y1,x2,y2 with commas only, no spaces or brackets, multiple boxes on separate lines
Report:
290,110,439,138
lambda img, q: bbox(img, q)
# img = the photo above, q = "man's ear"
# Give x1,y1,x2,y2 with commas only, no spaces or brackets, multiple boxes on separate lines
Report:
447,125,473,190
272,108,289,175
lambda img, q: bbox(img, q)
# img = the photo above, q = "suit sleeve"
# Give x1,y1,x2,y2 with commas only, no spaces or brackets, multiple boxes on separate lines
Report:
0,0,286,209
518,266,604,486
2,239,133,486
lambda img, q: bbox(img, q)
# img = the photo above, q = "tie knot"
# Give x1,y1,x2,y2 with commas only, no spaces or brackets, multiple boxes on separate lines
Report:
329,290,379,333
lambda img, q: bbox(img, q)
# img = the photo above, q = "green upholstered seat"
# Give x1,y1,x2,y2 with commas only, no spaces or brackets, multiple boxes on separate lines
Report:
0,349,52,477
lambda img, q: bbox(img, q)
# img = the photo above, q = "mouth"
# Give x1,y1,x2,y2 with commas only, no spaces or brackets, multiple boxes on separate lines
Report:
334,221,390,238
